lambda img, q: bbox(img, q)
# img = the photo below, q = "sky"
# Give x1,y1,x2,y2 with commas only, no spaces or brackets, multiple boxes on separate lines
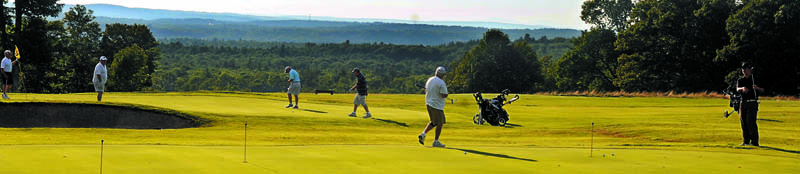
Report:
51,0,590,29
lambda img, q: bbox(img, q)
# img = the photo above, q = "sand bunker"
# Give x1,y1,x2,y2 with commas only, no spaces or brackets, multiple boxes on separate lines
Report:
0,102,204,129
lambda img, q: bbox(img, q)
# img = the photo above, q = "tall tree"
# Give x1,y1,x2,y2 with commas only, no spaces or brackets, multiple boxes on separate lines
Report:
615,0,734,92
16,17,55,92
44,19,68,93
62,4,102,92
449,29,542,93
13,0,62,44
556,28,620,91
108,45,151,92
552,0,633,92
100,23,160,78
1,0,9,49
10,0,62,92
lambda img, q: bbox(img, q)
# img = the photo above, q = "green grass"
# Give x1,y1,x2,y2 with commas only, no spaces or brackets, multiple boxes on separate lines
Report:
1,92,799,173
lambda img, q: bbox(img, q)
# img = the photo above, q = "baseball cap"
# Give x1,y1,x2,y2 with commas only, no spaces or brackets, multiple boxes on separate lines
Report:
741,62,752,69
100,56,107,61
436,66,446,74
352,68,360,73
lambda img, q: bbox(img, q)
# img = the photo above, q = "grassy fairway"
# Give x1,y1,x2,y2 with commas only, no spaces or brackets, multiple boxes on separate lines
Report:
1,92,799,173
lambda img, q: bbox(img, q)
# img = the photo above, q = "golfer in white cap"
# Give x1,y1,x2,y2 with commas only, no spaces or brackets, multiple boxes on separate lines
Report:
93,56,108,101
418,66,448,147
1,50,18,99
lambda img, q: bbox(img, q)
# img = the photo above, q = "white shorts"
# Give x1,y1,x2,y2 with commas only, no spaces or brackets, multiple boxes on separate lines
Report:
287,82,301,95
93,81,105,92
353,94,367,106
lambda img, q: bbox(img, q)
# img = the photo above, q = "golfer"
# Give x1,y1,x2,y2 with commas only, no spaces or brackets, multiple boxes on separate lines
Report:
348,68,372,118
418,66,448,148
285,66,301,109
1,50,18,100
93,56,108,101
737,62,763,146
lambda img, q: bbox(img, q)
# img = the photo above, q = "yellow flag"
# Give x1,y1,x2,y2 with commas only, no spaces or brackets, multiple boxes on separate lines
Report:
14,45,20,59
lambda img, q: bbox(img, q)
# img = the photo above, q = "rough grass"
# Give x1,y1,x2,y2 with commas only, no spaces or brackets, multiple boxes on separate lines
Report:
1,92,799,173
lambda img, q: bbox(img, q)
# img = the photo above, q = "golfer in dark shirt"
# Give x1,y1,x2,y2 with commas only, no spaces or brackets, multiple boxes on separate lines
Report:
736,62,764,146
348,68,372,118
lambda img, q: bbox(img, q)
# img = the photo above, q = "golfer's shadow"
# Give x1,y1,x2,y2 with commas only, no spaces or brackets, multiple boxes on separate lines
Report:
446,147,537,162
757,118,783,123
759,146,800,155
299,109,327,114
372,118,409,127
502,123,523,128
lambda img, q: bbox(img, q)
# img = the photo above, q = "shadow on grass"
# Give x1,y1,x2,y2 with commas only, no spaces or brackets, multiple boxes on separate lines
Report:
760,146,800,155
299,109,328,114
757,118,783,123
502,123,523,128
447,147,537,162
372,118,409,127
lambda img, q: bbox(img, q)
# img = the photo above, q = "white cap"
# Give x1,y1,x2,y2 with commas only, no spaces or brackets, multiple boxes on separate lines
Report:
100,56,108,61
436,66,446,74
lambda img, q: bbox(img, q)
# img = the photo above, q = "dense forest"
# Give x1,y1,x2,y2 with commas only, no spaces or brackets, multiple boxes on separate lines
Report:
153,36,571,93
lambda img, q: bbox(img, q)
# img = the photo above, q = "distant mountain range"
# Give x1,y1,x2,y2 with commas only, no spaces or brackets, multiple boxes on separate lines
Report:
63,4,582,45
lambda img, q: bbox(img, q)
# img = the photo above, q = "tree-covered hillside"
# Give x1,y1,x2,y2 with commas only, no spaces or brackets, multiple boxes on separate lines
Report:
153,36,572,93
94,17,580,45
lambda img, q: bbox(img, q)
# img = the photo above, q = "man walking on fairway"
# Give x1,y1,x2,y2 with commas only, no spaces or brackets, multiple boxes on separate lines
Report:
737,62,764,146
418,66,448,148
1,50,18,99
348,68,372,118
93,56,108,101
285,66,301,109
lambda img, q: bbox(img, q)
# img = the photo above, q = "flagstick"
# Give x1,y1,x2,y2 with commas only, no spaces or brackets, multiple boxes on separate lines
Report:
244,122,248,163
590,122,594,157
14,45,26,100
17,62,26,100
100,139,104,174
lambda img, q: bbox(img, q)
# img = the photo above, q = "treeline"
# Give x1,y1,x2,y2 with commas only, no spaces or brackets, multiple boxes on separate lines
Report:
152,36,573,93
551,0,799,96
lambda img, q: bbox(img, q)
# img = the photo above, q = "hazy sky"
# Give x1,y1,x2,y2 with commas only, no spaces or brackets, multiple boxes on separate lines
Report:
54,0,590,29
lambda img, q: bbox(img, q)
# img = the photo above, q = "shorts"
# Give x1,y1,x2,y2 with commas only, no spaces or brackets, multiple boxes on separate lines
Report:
94,81,105,92
353,94,367,106
426,105,446,125
2,72,12,85
287,82,301,95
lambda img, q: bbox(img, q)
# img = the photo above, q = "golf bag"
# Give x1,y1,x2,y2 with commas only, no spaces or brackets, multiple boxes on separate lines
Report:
723,88,742,118
473,89,519,126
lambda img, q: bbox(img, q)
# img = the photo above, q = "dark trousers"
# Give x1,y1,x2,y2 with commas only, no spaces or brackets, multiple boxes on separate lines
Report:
739,102,759,145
